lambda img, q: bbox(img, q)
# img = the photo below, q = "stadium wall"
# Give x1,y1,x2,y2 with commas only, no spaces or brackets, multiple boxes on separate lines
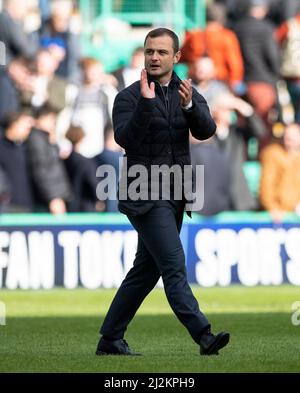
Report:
0,213,300,289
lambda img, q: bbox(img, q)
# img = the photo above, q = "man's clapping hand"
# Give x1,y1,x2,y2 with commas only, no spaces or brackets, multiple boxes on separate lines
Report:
140,69,155,99
178,79,192,107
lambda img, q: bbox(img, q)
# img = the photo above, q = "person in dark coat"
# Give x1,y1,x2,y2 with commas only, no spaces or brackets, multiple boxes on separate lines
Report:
214,0,251,28
0,57,34,126
0,112,34,212
26,105,72,214
0,165,11,211
0,0,36,64
93,123,123,212
190,136,232,215
233,0,280,142
30,0,81,84
96,28,230,357
209,92,267,211
0,67,19,125
64,125,99,212
267,0,300,25
216,0,300,27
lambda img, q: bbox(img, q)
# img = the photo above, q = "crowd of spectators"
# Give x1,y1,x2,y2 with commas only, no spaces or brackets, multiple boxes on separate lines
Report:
0,0,123,214
183,0,300,222
1,0,300,222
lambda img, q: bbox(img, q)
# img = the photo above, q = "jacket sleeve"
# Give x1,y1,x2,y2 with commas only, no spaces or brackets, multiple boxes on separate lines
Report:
183,89,217,140
263,24,281,77
224,30,244,86
113,90,157,150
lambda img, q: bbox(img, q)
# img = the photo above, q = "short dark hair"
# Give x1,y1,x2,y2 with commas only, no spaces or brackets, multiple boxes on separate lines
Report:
144,28,179,53
206,3,227,24
33,104,58,119
0,111,30,131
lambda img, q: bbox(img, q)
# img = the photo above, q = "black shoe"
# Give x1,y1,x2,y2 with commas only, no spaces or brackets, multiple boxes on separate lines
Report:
199,330,230,356
95,337,142,356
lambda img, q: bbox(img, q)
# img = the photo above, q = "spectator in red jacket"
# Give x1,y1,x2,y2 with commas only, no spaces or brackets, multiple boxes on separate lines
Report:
180,3,245,94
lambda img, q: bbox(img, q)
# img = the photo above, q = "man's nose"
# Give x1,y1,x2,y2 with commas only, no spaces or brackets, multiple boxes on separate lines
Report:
151,52,159,61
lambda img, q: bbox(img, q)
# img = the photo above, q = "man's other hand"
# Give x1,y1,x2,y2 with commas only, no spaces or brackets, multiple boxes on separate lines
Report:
140,69,155,99
179,79,192,107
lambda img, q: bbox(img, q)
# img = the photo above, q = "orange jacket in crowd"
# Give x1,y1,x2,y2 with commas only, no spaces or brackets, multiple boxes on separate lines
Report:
180,25,244,88
259,143,300,212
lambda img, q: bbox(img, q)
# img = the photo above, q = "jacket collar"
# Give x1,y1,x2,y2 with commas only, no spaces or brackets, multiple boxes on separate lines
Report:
145,71,182,119
147,71,181,87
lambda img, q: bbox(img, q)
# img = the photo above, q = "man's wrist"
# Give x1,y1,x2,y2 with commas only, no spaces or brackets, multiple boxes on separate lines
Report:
182,100,193,110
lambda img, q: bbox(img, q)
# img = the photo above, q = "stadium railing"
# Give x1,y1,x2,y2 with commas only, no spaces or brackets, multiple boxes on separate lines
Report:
79,0,206,72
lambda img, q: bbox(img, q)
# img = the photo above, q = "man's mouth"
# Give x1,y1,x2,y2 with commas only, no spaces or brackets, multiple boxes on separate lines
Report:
150,65,160,69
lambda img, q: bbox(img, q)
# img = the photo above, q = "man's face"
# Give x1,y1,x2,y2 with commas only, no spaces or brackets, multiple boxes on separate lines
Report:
144,35,181,79
85,63,104,84
192,58,216,82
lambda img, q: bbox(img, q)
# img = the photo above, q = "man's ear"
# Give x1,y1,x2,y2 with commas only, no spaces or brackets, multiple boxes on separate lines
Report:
173,50,181,64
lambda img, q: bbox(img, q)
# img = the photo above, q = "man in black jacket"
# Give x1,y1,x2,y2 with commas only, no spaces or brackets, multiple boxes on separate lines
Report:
64,125,99,212
26,105,72,214
96,28,230,356
0,112,34,212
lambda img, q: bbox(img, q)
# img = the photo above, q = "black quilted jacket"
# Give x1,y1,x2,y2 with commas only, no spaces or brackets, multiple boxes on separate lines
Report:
112,72,216,216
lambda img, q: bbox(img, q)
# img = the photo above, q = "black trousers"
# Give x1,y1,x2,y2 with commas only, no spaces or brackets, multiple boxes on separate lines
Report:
100,200,210,344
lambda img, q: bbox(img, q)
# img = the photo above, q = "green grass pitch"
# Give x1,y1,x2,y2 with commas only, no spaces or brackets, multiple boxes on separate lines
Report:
0,286,299,373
